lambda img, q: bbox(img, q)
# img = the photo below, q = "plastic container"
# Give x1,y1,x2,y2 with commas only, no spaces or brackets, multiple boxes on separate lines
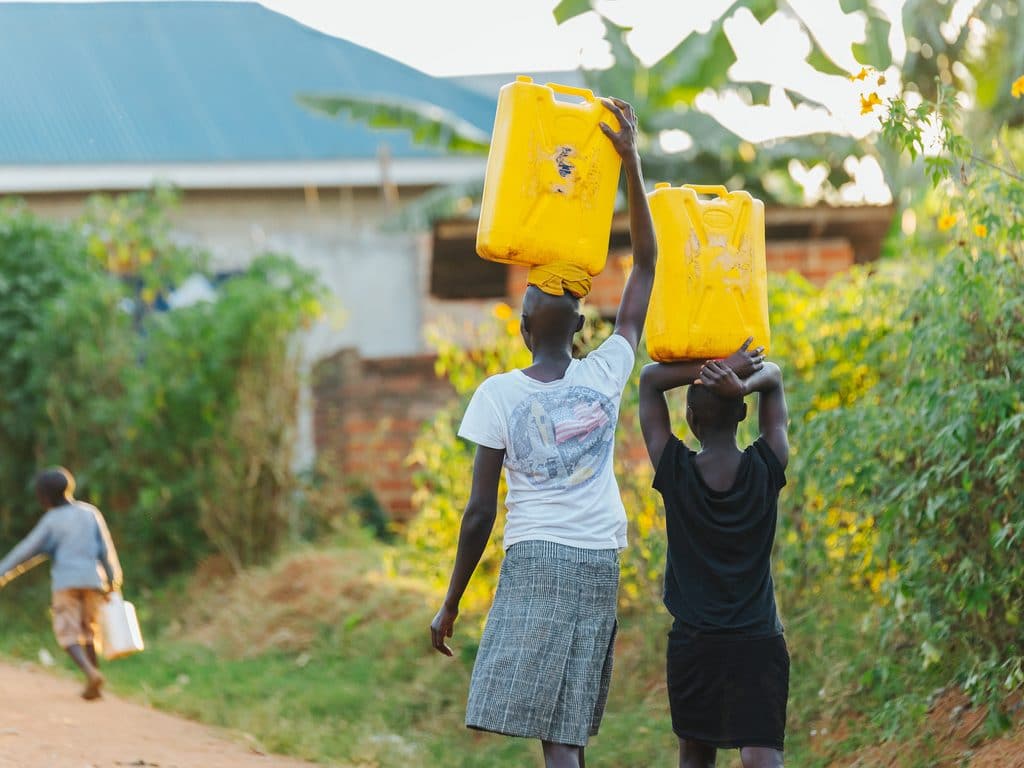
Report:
99,593,145,661
476,76,621,274
645,184,770,361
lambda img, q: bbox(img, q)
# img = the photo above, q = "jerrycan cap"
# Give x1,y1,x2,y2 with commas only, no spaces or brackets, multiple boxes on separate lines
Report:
516,75,534,83
654,182,672,190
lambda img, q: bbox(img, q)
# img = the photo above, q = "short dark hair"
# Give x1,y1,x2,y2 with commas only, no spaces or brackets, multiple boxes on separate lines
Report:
686,384,745,428
522,285,582,339
35,467,74,502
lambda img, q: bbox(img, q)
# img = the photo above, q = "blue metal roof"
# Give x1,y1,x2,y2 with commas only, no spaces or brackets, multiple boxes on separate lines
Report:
0,2,497,164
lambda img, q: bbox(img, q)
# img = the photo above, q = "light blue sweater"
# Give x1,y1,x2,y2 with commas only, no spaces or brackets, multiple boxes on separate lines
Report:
0,502,122,593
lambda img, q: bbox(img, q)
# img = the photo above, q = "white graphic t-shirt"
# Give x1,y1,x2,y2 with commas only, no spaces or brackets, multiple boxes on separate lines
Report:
458,332,635,550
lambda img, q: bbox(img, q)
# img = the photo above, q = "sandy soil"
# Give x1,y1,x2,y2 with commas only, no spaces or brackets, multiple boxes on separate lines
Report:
0,662,319,768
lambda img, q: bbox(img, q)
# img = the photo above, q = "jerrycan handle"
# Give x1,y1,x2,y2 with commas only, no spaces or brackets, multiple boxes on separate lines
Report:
680,185,750,250
684,184,730,198
545,82,597,102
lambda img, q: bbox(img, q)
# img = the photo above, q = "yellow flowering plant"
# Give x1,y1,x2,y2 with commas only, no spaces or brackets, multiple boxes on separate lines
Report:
857,80,1024,708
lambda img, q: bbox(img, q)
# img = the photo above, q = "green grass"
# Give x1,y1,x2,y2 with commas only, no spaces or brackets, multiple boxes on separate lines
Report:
0,546,952,768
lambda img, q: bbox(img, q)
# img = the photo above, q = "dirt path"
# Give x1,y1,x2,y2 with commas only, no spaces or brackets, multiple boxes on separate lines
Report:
0,662,319,768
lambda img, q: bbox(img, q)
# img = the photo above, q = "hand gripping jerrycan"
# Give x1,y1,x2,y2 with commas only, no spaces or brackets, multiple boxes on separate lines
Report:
645,184,771,361
476,76,622,275
99,592,145,661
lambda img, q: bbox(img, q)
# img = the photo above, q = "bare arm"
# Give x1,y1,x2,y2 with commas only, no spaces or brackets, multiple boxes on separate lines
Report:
599,98,655,352
430,445,505,656
744,362,789,469
639,339,765,468
639,361,704,469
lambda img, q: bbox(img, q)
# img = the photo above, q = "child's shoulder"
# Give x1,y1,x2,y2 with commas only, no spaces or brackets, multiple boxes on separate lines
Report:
474,369,520,393
71,501,102,518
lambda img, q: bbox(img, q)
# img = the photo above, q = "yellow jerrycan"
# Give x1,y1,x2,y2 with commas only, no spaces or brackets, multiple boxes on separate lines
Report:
476,76,621,274
645,184,770,361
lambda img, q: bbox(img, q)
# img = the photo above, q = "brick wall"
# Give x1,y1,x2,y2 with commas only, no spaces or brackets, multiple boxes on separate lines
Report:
766,238,855,285
313,349,454,520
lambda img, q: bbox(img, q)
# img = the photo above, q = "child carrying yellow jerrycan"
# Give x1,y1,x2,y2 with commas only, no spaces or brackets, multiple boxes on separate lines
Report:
645,184,771,360
476,76,622,279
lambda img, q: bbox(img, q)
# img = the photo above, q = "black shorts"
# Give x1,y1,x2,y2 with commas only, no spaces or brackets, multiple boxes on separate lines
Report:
666,625,789,751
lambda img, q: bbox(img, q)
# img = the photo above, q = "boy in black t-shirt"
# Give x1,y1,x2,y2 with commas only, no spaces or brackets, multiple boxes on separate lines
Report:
638,345,790,768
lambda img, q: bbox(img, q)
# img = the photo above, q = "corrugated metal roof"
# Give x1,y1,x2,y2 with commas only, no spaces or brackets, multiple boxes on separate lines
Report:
0,1,497,164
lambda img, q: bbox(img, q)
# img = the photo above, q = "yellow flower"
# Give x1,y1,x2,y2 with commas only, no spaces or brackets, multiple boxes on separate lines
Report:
140,287,157,305
937,213,958,231
492,302,513,321
506,319,521,337
850,67,870,81
1012,75,1024,99
974,223,988,237
877,74,887,86
860,92,882,114
301,297,323,319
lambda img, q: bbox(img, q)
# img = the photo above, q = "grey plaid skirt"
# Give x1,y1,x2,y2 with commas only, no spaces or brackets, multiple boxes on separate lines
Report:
466,540,620,747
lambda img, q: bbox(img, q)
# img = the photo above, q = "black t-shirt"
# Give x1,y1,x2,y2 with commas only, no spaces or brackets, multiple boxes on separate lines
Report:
653,435,786,637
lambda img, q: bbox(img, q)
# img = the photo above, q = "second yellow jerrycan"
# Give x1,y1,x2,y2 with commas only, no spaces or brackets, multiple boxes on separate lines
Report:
476,76,621,275
645,184,771,361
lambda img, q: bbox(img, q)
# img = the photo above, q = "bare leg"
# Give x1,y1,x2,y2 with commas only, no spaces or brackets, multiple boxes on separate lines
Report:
679,738,716,768
542,741,583,768
65,644,104,700
740,747,784,768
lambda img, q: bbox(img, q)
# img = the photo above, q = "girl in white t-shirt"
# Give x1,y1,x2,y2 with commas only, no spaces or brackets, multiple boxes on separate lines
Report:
429,97,655,768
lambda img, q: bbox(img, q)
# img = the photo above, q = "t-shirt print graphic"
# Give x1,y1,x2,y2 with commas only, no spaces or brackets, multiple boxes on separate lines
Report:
506,386,617,490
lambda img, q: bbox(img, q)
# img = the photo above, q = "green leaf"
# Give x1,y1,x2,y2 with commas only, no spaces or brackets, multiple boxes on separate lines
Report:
581,18,639,107
552,0,592,24
297,93,490,155
648,21,737,108
378,177,485,233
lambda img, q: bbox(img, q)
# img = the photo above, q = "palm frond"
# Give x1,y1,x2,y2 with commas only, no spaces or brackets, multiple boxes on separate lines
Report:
298,93,490,155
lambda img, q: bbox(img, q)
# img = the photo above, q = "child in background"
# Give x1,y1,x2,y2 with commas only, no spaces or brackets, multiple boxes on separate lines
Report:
638,351,790,768
0,467,122,700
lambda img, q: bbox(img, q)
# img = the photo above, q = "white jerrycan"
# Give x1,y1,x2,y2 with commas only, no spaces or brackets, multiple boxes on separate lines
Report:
99,592,145,660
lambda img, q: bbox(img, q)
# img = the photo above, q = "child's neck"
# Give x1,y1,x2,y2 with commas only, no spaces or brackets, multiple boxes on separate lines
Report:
697,430,739,453
523,343,573,383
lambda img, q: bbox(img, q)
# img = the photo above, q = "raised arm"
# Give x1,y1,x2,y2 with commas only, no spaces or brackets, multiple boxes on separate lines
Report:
430,445,504,656
639,339,765,468
639,361,705,469
744,362,789,469
599,98,655,352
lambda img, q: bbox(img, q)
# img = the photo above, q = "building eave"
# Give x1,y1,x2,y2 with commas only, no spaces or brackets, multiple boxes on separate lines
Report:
0,157,487,194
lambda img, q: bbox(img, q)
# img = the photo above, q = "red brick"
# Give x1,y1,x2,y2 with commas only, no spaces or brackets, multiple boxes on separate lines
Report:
314,348,457,522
